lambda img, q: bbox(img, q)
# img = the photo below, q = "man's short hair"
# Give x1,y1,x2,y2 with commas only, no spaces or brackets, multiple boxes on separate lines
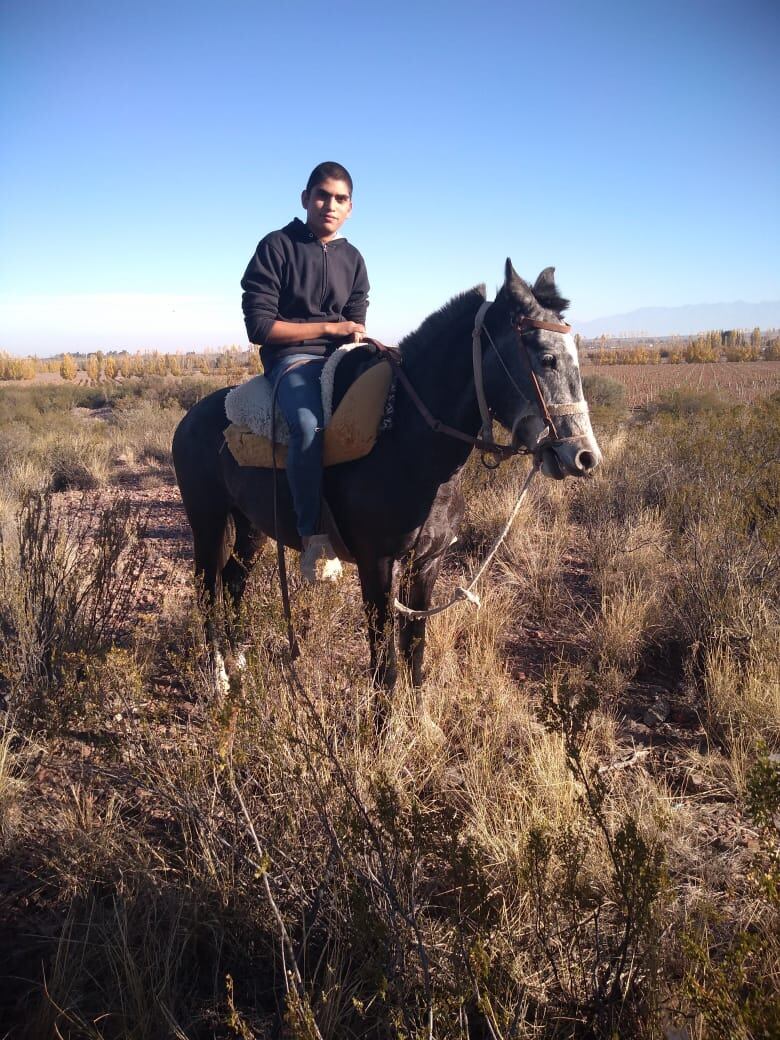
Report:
305,162,354,197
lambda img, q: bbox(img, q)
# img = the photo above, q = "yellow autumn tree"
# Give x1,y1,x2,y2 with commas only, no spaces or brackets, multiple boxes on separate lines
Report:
60,353,78,380
85,354,100,381
685,337,717,363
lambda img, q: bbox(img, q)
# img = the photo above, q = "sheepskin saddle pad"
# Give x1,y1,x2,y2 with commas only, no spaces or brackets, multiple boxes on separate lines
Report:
223,344,393,469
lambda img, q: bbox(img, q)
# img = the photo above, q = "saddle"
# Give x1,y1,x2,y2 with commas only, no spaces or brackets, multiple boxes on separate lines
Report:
223,343,394,469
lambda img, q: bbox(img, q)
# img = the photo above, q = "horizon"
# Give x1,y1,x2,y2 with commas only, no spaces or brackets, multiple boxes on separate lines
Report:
6,296,780,362
2,0,779,356
3,296,780,360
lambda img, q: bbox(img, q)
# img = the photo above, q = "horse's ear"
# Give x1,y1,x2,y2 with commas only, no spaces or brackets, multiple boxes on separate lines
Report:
532,265,570,313
504,258,536,307
533,267,556,297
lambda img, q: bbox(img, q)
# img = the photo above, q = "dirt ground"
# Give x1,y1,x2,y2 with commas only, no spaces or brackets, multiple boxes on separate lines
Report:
53,468,762,869
0,465,765,1034
582,358,780,406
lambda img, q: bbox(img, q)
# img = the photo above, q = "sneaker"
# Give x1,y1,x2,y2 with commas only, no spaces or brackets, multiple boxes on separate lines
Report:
300,534,343,584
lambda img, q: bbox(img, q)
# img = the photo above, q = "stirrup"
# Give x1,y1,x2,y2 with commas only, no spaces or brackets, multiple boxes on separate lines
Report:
300,534,343,584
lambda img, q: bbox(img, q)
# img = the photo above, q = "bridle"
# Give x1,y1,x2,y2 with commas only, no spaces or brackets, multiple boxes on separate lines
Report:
369,299,590,468
471,299,591,463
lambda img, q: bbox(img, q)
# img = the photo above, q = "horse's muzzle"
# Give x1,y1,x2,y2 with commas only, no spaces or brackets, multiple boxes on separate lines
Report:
542,437,602,479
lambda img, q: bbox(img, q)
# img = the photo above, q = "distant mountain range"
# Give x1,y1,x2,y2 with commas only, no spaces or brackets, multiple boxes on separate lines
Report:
573,301,780,339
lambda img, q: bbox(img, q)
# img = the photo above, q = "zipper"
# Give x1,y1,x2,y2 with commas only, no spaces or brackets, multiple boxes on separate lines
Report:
320,242,328,310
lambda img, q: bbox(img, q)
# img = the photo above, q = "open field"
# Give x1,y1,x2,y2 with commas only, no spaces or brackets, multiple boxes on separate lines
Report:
0,376,778,1038
581,359,780,407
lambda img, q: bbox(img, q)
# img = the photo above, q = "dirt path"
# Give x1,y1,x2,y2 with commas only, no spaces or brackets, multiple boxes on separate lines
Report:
56,467,194,616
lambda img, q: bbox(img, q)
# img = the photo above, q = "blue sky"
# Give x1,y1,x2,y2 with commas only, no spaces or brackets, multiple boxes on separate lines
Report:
1,0,778,354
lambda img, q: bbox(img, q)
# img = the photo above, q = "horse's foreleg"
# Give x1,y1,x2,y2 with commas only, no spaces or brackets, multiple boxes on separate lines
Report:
397,554,444,688
192,511,235,694
356,555,397,691
221,512,266,653
193,519,228,634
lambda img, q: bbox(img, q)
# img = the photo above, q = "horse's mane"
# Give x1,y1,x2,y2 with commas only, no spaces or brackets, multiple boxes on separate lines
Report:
399,285,486,361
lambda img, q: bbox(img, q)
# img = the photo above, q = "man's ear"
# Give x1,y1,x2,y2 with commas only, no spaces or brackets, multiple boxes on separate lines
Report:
301,189,309,209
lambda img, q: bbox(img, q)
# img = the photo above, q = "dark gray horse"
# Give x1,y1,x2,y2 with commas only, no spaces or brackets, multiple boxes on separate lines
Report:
172,261,601,688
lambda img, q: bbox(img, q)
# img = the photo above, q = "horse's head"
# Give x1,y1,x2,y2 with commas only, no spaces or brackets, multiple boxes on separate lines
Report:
480,259,602,479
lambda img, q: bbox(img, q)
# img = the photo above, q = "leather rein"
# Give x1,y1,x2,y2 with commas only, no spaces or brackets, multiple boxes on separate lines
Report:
369,301,589,465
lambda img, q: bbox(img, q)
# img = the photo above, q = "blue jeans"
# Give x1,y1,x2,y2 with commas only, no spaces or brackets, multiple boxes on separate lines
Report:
265,353,326,538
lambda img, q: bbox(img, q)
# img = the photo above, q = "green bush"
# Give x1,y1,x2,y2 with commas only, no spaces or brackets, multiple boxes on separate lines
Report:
582,374,628,425
582,374,626,410
650,388,728,416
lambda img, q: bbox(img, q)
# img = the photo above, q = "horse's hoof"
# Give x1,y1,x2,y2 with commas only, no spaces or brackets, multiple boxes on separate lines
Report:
228,646,249,672
213,650,230,701
419,712,445,746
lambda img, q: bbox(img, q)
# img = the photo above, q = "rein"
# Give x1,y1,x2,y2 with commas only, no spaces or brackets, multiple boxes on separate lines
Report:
271,359,314,660
393,458,541,619
367,338,519,462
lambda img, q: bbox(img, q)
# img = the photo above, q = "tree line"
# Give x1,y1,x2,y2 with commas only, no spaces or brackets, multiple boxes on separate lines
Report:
582,328,780,365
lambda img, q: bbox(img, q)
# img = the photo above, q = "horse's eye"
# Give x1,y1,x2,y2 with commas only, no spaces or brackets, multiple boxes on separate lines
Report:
541,353,556,369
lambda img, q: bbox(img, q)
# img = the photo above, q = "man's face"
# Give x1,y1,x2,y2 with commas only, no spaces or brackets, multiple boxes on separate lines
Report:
301,177,353,240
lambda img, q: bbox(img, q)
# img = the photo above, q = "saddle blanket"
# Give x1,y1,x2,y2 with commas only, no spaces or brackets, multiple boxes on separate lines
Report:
223,344,393,469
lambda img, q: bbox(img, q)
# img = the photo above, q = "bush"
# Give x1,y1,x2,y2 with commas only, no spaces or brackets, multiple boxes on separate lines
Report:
582,374,627,424
582,374,626,409
0,494,149,726
650,388,727,416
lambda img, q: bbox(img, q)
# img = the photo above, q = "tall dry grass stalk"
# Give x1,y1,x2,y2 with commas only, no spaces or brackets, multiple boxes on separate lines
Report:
701,638,780,784
0,721,37,846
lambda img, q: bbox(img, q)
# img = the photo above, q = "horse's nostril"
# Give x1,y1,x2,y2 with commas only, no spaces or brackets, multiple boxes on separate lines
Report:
576,449,596,471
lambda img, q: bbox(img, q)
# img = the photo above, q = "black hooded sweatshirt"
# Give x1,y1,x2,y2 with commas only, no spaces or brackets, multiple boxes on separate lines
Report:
241,217,370,369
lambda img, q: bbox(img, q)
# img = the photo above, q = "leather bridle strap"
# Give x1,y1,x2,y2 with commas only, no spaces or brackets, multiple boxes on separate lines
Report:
474,306,589,446
516,315,573,335
365,337,520,459
472,300,494,442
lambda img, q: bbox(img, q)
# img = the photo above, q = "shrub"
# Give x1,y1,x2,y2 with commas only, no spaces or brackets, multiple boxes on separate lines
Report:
582,374,626,409
0,494,149,726
45,430,113,491
650,388,727,416
582,374,627,424
113,399,184,465
682,749,780,1038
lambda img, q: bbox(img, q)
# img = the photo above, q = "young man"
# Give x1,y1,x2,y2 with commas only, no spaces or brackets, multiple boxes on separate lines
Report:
241,162,369,581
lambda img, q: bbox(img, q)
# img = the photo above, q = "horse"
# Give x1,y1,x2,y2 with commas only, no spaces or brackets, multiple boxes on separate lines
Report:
172,260,602,690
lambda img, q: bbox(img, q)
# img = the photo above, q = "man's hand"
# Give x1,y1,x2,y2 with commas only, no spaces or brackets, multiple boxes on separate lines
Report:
264,319,366,345
324,321,365,339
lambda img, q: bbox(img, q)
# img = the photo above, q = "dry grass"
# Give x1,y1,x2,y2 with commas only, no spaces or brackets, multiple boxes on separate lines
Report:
0,722,36,846
112,398,185,464
1,382,779,1038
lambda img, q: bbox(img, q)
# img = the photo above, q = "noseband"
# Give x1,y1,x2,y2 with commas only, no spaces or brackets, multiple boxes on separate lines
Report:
472,299,590,458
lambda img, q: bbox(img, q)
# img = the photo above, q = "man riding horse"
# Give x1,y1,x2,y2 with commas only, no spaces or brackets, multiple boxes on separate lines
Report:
240,161,369,582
